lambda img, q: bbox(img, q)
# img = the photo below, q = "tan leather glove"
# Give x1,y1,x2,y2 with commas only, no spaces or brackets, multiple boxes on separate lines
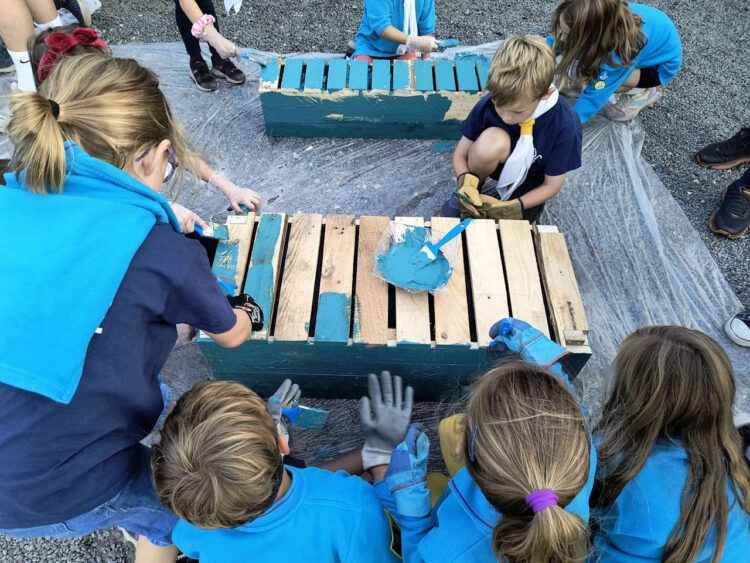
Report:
455,173,524,220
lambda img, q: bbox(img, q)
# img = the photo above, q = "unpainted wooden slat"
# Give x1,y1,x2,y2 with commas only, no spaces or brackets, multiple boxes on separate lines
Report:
395,217,431,344
392,60,411,90
455,58,479,93
314,215,357,343
414,60,434,91
243,213,288,340
354,216,390,345
304,59,326,91
431,217,470,345
434,59,456,91
498,220,549,337
327,59,348,92
274,214,323,341
533,226,588,347
371,59,391,91
280,58,303,90
349,59,369,90
464,219,508,346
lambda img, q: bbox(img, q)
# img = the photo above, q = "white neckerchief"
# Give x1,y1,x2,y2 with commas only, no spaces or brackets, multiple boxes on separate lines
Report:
396,0,418,56
497,87,560,201
224,0,242,14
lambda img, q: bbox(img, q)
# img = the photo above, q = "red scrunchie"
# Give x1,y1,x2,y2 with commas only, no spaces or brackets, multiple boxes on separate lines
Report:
37,28,108,83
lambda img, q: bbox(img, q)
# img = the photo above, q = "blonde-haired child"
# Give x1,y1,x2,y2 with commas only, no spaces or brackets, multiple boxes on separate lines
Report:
378,319,596,562
153,373,413,562
444,35,582,223
0,53,261,563
592,326,750,561
549,0,682,122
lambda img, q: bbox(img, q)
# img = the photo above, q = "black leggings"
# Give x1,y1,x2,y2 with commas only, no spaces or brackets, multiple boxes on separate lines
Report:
174,0,222,63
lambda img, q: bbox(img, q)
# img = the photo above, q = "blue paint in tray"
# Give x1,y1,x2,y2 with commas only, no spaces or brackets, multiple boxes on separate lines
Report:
378,227,453,291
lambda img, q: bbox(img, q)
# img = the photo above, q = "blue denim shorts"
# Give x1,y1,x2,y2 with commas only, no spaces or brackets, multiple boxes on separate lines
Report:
0,383,177,547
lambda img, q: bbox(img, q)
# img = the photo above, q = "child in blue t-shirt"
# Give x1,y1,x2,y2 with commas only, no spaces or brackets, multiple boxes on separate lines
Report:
353,0,438,62
443,35,582,223
152,372,414,562
0,54,260,563
591,326,750,562
549,1,682,123
377,319,596,562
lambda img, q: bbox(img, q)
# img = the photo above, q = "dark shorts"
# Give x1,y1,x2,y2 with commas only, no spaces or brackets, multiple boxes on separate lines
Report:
636,66,662,88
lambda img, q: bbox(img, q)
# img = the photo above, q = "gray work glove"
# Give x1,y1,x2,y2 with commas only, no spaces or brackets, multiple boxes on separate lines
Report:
267,379,301,441
359,371,414,470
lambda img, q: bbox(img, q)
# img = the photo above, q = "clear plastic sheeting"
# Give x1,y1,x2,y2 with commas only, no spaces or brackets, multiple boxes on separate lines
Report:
1,42,746,457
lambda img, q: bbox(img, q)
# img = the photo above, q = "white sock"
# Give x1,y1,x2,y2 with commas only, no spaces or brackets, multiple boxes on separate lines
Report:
8,50,36,92
35,15,63,32
625,87,647,95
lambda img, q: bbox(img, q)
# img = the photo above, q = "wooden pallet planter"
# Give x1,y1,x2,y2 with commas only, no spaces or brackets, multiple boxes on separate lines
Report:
258,56,491,139
198,213,591,399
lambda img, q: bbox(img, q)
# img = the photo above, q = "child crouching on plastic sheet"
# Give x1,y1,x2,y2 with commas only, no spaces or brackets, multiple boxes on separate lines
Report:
29,24,262,233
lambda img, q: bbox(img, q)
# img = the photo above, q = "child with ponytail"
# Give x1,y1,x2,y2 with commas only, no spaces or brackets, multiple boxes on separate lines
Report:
0,54,264,562
378,318,596,562
549,1,682,123
592,326,750,562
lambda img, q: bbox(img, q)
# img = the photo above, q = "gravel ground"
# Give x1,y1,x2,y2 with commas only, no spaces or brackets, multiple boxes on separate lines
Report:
1,1,748,561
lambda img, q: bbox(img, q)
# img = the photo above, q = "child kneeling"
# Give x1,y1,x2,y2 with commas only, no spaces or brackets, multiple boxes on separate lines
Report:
152,380,402,562
443,36,582,222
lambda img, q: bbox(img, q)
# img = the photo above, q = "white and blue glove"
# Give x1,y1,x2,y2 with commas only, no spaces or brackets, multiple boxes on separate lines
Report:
385,422,431,517
266,379,301,441
489,318,568,375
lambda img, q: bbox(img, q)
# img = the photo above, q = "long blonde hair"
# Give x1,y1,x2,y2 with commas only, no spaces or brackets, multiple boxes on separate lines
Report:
464,360,591,562
593,326,750,563
551,0,646,89
7,53,200,194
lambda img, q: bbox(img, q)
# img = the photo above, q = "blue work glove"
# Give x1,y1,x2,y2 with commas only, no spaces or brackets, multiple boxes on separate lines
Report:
489,318,568,373
385,423,431,518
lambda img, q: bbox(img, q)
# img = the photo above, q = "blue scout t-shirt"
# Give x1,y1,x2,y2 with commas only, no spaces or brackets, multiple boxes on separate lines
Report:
354,0,435,58
461,93,582,189
173,466,400,563
592,441,750,562
547,3,682,123
0,225,237,528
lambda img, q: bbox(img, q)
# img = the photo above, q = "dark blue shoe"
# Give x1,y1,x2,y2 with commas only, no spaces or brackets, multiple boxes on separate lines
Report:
54,0,91,26
439,194,460,217
0,42,13,74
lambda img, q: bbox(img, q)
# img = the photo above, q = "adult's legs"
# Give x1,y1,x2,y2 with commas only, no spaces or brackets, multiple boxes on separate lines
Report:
135,537,179,563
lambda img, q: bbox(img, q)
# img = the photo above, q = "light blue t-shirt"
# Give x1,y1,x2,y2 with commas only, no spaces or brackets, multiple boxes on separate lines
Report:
172,466,399,563
547,3,682,123
353,0,435,58
592,441,750,562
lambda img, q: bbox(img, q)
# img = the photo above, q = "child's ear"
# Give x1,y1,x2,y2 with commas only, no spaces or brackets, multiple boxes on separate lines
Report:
278,434,290,455
541,87,556,100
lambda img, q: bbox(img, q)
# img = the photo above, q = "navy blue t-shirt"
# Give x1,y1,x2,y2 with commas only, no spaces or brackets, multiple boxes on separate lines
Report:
461,94,582,187
0,225,237,528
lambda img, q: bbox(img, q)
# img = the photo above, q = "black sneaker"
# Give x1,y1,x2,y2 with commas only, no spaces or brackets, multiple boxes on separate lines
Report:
696,128,750,170
190,59,218,92
708,173,750,239
211,59,246,85
54,0,91,26
724,311,750,348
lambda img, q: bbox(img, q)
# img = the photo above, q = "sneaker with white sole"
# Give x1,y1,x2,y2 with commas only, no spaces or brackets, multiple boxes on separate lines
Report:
0,42,13,73
724,310,750,347
604,86,663,121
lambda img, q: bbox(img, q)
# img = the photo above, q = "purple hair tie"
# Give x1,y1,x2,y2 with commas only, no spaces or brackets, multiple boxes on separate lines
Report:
525,489,558,513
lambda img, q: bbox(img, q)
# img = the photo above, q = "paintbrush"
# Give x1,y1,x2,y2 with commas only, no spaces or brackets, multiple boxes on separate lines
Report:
194,223,230,239
240,53,267,67
282,404,329,430
437,39,460,49
421,218,472,260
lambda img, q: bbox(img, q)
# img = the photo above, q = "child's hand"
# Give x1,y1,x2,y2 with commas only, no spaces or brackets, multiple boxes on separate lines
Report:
209,173,262,213
201,24,239,59
489,318,568,368
406,35,438,53
359,371,414,470
170,202,208,234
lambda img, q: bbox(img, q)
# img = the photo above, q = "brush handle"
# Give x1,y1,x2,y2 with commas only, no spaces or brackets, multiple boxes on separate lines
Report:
437,38,460,49
194,225,203,236
427,218,472,254
240,53,267,67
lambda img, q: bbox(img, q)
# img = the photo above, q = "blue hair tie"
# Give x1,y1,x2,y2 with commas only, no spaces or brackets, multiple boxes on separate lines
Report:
468,423,479,462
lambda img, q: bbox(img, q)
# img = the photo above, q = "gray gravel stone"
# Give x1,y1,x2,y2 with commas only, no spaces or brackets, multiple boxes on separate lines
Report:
2,1,748,561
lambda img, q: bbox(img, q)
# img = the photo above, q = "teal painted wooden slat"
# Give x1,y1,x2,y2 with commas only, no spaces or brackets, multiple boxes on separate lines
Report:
455,58,479,93
304,58,326,91
414,60,434,91
349,59,369,90
434,59,456,91
392,60,411,90
260,59,280,86
371,59,391,91
327,59,348,92
476,56,491,90
280,58,303,90
212,239,239,291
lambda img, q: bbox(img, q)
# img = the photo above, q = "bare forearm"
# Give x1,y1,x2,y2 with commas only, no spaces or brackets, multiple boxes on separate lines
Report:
318,448,365,475
380,25,408,46
204,309,252,348
179,0,206,23
519,181,563,209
